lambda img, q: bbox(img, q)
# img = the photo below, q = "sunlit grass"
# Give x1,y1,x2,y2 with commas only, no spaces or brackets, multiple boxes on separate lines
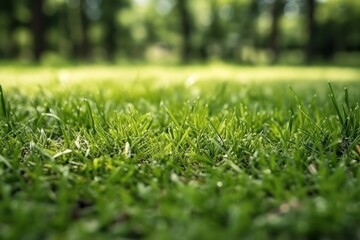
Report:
0,65,360,239
1,64,360,89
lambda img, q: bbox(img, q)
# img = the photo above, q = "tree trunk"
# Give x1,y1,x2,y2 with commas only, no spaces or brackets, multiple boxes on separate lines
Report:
31,0,46,62
105,18,117,61
0,1,14,58
178,0,192,63
102,2,117,62
240,0,259,63
80,1,91,60
269,0,283,64
305,0,316,64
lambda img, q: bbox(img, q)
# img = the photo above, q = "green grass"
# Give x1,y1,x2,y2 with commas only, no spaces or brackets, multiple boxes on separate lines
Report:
1,65,360,239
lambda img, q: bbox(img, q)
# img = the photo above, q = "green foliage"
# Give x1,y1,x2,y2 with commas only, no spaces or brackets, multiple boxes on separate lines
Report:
1,0,360,63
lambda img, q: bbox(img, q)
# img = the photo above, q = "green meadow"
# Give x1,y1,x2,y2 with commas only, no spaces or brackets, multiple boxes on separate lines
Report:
1,65,360,239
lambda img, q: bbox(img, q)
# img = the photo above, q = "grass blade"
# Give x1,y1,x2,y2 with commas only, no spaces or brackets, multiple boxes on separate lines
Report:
344,87,350,110
207,117,225,147
165,107,180,128
0,154,12,168
328,82,344,127
0,85,8,120
83,98,95,131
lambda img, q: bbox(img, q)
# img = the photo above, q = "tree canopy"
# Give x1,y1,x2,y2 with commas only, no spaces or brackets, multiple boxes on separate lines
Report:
0,0,359,64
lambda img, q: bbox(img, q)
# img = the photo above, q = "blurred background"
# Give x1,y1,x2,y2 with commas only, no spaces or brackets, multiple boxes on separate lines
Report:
0,0,359,65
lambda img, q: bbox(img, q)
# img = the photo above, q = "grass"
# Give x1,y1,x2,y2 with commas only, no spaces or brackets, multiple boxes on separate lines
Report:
0,65,360,239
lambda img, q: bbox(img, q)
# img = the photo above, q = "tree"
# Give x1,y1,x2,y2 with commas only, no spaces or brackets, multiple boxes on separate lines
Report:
269,0,283,64
80,0,91,60
0,1,16,58
66,0,91,60
238,0,259,63
102,1,118,61
177,0,193,63
31,0,46,61
305,0,316,64
102,0,131,61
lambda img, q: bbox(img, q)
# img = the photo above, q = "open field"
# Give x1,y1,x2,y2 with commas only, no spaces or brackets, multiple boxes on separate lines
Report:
1,64,360,86
1,65,360,239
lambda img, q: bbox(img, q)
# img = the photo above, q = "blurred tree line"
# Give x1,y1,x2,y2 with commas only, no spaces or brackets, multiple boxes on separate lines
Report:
0,0,359,64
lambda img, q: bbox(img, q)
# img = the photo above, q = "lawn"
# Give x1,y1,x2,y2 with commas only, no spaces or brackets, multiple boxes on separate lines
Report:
1,65,360,239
